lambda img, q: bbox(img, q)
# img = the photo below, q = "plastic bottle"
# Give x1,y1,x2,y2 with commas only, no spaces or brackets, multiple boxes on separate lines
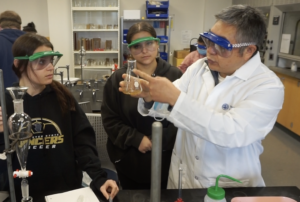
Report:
291,62,297,72
204,175,241,202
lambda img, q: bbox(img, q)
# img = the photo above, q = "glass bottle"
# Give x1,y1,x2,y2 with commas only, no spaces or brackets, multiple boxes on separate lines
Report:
6,87,33,202
123,59,142,95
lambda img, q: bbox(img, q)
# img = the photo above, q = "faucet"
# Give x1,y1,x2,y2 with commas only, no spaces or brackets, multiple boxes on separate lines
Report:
64,80,72,88
55,65,70,82
53,71,63,84
92,89,99,101
76,89,83,99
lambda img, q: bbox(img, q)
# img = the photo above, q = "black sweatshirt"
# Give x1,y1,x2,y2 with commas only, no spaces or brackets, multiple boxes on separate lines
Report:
101,58,182,183
0,84,107,202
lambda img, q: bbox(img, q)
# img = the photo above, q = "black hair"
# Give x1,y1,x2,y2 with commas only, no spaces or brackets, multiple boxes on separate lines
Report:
23,22,37,33
12,33,76,114
126,22,157,44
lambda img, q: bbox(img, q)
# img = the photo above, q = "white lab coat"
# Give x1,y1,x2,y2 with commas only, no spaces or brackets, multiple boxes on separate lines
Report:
138,53,284,189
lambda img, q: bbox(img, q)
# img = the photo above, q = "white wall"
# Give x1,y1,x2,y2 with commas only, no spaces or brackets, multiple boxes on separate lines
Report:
203,0,233,32
0,0,49,37
47,0,72,77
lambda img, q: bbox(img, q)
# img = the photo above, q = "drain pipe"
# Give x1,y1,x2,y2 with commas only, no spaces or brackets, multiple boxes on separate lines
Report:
0,70,16,202
150,122,162,202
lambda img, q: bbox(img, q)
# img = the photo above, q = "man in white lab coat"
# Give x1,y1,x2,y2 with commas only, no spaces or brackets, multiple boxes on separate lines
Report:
119,5,284,188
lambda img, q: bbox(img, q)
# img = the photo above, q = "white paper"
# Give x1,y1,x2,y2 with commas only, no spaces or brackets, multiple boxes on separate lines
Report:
0,191,9,202
124,10,140,19
181,30,192,45
45,187,99,202
280,34,291,54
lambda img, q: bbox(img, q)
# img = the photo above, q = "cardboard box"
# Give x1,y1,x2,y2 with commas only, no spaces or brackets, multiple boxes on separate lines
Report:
173,57,184,67
174,50,190,59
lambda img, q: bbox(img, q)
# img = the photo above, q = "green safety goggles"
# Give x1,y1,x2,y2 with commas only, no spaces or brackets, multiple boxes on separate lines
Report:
128,37,160,55
14,51,63,70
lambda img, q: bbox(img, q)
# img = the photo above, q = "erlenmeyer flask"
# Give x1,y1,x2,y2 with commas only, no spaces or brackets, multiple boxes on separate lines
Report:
123,60,142,95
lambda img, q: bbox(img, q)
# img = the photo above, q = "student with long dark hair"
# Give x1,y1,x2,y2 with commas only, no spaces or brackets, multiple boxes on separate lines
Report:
101,22,182,189
0,33,118,201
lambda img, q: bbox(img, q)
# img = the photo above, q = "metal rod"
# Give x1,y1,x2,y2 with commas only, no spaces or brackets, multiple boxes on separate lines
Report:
178,167,182,199
0,70,16,202
150,122,162,202
66,65,70,81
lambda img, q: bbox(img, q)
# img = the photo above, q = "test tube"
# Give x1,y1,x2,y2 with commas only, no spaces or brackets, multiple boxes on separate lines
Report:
21,179,29,200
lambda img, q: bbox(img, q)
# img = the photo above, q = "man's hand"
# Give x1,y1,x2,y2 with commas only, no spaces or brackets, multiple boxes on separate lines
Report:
0,107,3,132
119,74,152,101
138,136,152,153
133,69,181,106
100,179,119,200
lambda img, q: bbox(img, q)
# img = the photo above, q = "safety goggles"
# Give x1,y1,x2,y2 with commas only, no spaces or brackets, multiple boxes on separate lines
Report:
128,37,160,55
200,32,255,58
14,51,63,70
194,43,206,50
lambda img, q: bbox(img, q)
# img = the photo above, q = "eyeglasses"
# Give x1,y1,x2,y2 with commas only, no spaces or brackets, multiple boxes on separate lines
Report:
128,37,160,55
14,51,63,70
30,56,61,70
196,44,206,49
200,32,255,58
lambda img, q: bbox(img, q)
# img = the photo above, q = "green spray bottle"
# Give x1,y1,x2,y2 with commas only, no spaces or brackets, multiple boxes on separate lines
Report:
204,175,242,202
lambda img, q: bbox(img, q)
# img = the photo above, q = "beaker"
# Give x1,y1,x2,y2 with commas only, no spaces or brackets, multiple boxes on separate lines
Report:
123,60,142,95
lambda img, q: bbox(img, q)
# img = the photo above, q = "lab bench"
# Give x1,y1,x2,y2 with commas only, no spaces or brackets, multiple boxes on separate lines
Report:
269,66,300,137
94,186,300,201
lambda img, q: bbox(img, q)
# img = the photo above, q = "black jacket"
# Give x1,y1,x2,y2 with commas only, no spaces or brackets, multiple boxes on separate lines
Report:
0,84,107,201
101,58,182,183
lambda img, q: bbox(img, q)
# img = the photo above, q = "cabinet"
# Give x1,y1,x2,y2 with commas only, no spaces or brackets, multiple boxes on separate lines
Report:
276,72,300,136
70,0,120,80
120,16,171,66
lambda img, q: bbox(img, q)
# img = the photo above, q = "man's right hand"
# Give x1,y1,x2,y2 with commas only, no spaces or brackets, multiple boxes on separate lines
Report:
138,136,152,153
119,74,153,102
0,107,3,132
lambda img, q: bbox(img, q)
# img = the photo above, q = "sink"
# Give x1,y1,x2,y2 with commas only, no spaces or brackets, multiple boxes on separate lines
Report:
54,77,80,84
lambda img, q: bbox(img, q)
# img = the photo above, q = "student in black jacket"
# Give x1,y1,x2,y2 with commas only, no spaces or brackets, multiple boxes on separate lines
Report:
0,33,118,201
101,22,182,189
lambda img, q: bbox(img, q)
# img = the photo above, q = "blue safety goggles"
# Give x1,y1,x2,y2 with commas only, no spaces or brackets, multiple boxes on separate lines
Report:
200,32,255,57
194,44,206,49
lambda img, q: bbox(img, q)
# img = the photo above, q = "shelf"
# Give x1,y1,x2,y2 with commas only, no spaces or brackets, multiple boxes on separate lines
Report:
73,29,119,32
123,18,169,22
72,7,118,11
278,53,300,62
74,51,118,54
74,66,113,69
71,0,120,78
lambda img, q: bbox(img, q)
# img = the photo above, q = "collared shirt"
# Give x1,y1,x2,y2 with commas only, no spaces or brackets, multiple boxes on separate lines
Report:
138,53,284,188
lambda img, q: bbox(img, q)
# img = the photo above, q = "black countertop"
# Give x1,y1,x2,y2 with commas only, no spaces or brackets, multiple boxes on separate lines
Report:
269,66,300,80
95,187,300,202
